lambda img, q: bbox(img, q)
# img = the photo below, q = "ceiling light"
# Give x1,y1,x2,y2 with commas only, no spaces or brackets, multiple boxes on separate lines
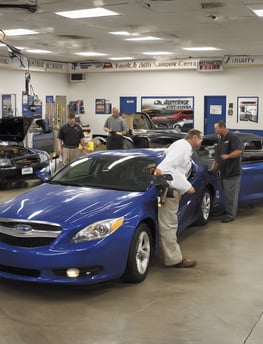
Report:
109,57,134,60
3,29,39,36
126,36,162,41
143,51,173,55
26,49,51,54
109,31,131,36
247,4,263,17
75,52,107,56
56,8,119,19
183,47,220,51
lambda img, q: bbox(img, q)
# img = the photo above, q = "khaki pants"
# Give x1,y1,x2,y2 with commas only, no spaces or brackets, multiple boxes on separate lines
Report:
158,189,183,266
62,147,81,166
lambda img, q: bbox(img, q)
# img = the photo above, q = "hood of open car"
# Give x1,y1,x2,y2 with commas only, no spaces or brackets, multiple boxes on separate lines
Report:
0,117,33,142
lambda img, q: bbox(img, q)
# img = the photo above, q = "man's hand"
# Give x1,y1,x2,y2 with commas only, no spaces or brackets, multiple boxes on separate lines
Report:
187,186,195,194
220,154,229,160
153,168,162,176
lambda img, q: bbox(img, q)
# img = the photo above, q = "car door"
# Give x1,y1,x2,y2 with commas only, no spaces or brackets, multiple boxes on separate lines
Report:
239,139,263,205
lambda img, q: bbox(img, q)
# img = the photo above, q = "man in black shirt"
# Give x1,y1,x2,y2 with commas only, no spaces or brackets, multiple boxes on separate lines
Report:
57,114,85,166
210,121,243,223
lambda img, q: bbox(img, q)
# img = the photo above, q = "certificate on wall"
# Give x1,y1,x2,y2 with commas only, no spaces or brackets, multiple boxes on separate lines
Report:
237,97,258,123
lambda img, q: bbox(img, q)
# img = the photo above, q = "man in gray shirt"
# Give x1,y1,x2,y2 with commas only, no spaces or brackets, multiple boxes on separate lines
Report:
104,107,128,149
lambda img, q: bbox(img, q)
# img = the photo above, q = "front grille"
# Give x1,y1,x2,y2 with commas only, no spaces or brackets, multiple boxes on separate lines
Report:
0,232,55,247
15,156,40,166
0,264,40,277
0,219,62,248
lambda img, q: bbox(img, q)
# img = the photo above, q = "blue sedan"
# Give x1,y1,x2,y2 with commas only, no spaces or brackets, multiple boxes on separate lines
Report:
0,149,217,285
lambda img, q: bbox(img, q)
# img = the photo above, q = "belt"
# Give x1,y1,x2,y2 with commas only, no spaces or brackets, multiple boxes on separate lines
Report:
63,145,78,149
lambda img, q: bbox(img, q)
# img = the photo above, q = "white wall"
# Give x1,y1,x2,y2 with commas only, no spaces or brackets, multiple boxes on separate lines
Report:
68,67,263,135
0,68,68,116
1,66,263,136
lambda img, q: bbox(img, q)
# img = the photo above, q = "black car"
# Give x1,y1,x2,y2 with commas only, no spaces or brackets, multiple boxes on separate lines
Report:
0,117,50,186
27,118,54,153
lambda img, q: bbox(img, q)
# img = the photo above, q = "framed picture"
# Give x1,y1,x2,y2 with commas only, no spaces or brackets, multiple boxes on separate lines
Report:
237,97,258,123
141,96,194,129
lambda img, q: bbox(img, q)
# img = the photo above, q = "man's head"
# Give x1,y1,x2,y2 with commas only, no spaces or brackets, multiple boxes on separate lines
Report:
214,120,228,137
185,129,203,148
112,107,120,117
67,113,76,126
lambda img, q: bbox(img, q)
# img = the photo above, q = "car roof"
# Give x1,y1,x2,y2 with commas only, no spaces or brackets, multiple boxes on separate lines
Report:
203,132,263,144
85,148,167,160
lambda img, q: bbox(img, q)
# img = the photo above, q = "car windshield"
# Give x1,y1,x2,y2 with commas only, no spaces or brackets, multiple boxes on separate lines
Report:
50,155,156,192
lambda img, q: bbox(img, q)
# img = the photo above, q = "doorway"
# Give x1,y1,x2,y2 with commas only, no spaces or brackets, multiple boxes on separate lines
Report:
204,96,226,134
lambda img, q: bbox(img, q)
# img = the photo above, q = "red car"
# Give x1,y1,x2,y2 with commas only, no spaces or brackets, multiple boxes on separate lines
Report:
152,112,193,128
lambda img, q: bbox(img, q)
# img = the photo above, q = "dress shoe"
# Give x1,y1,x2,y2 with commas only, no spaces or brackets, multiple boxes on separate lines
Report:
221,217,234,223
166,258,197,268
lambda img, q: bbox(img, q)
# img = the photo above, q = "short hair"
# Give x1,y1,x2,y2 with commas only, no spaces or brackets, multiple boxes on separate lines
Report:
215,120,226,128
68,113,75,119
185,129,202,140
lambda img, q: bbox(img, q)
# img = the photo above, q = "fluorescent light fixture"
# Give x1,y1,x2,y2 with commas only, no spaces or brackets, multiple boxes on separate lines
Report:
3,29,38,36
26,49,51,54
126,36,162,41
0,43,5,47
183,47,220,51
143,51,173,55
247,4,263,17
109,31,131,36
109,57,134,60
75,52,107,57
56,8,119,19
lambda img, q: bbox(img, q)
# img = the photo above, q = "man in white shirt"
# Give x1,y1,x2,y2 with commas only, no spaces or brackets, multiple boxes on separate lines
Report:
154,129,203,268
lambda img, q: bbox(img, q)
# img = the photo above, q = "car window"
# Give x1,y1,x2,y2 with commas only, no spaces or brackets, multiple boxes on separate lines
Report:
50,155,157,191
243,140,263,162
133,114,148,130
198,138,263,164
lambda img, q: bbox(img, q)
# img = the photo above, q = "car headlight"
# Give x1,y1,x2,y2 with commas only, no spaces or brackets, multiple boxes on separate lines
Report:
38,151,50,162
0,158,12,167
71,217,124,243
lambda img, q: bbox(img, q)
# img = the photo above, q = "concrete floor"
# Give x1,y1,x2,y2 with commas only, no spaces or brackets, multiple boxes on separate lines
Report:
0,180,263,344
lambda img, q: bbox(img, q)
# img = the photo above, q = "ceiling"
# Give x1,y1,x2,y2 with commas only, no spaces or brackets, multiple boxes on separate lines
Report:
1,0,263,64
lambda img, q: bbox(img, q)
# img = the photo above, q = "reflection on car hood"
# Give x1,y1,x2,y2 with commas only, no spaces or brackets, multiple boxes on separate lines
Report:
0,117,33,142
0,183,146,227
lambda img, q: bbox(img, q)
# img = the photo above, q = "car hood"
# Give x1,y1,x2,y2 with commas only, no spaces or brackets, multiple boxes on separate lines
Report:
0,183,148,228
0,117,33,142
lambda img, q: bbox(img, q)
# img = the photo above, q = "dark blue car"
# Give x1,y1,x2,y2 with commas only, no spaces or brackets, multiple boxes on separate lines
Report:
0,148,217,285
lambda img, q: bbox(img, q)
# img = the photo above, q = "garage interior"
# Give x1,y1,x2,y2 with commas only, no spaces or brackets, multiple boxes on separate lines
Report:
0,182,262,344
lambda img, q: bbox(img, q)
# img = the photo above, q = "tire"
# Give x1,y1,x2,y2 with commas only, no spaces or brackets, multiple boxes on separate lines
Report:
123,223,153,283
194,188,211,226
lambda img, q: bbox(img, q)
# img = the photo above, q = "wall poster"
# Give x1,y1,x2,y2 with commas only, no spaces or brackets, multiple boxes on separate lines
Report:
95,99,112,114
2,94,16,117
141,96,194,128
237,97,258,123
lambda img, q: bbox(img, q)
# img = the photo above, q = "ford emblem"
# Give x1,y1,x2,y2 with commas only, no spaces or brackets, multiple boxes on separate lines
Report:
14,224,33,233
